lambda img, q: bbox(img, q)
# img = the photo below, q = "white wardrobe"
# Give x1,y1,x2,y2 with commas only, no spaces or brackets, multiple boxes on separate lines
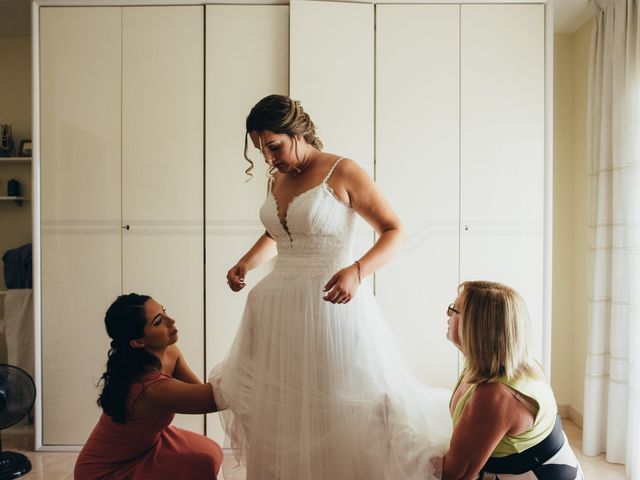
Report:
39,5,206,445
376,4,545,386
289,1,545,389
35,0,547,448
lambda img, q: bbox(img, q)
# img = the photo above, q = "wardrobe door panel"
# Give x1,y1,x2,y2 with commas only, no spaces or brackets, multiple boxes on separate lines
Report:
205,5,289,221
290,1,373,172
121,6,204,433
460,4,545,360
290,0,374,257
122,234,204,433
41,234,121,445
204,4,288,441
40,7,122,445
375,5,460,389
122,6,204,224
40,7,122,221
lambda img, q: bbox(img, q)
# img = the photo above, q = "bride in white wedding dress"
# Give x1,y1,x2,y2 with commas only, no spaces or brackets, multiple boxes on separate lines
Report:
209,95,452,480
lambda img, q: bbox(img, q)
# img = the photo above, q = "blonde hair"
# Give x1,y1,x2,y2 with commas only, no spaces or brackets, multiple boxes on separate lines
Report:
458,281,536,384
243,95,323,180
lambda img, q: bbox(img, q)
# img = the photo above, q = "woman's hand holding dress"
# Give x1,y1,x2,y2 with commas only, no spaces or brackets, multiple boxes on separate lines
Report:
226,232,278,292
227,262,247,292
323,263,360,304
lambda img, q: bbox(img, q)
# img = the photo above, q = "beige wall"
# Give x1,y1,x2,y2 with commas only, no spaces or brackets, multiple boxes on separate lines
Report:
571,19,591,418
0,35,32,290
551,19,592,419
552,33,574,406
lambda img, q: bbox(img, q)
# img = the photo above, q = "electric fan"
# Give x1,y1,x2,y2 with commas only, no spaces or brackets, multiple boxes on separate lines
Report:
0,364,36,480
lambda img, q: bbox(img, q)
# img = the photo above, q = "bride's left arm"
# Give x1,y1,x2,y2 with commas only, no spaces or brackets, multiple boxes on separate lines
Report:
323,159,404,303
343,158,405,278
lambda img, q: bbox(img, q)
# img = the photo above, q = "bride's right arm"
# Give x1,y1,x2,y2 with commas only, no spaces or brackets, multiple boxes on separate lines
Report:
226,232,277,291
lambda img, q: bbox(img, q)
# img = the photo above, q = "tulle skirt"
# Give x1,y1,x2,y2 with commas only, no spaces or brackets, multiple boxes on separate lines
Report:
209,254,452,480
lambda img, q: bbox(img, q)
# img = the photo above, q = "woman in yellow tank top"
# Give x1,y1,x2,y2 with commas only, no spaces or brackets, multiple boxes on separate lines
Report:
441,281,584,480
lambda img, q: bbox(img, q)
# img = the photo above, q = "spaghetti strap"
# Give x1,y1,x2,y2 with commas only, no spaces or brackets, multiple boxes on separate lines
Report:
323,156,345,183
129,371,172,406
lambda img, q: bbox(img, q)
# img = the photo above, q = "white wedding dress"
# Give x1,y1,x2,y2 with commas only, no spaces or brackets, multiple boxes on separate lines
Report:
209,158,452,480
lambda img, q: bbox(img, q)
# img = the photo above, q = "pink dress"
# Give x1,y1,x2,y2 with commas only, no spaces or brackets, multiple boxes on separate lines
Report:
74,370,222,480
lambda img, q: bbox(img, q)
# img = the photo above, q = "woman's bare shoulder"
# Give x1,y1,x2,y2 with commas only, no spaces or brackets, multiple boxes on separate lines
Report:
469,382,514,412
329,157,372,186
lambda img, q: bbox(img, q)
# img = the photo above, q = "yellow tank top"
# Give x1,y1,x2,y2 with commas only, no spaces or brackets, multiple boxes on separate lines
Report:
450,366,558,457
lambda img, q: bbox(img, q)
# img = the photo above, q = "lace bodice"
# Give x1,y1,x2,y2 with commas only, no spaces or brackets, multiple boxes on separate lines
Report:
259,158,356,273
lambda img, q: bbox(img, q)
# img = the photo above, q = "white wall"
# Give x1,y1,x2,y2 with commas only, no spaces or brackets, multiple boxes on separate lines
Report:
551,18,592,422
0,34,32,290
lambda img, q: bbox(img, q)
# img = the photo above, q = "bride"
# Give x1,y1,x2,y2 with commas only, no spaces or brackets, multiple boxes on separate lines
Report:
209,94,452,480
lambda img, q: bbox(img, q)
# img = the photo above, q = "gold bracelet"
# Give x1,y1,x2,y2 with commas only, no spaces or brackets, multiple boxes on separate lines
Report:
354,260,362,284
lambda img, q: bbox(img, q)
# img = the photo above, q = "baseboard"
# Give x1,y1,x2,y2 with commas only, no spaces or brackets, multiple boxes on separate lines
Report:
558,403,583,429
569,406,584,429
557,404,570,418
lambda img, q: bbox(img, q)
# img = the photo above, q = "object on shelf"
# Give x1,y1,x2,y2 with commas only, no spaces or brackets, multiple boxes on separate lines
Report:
0,125,14,158
6,179,19,197
18,140,31,158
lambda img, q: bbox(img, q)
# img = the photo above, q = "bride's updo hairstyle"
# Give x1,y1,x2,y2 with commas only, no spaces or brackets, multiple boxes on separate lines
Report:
243,94,323,179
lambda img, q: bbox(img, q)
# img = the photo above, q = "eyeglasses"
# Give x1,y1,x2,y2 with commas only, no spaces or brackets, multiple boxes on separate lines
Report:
447,303,460,316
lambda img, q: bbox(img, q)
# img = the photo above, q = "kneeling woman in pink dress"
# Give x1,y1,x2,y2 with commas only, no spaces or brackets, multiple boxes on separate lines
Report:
74,293,223,480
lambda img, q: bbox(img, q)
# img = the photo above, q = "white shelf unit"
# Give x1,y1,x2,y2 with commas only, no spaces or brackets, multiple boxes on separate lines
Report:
0,157,32,163
0,197,29,206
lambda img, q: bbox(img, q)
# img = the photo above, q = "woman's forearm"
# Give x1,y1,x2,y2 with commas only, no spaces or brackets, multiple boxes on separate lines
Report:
356,226,405,279
239,233,278,271
442,455,477,480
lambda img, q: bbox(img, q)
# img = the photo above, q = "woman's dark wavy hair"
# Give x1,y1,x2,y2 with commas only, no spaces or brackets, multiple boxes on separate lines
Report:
97,293,160,423
243,94,323,180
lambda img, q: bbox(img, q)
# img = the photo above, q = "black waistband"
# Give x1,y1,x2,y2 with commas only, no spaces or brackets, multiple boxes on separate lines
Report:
481,414,565,475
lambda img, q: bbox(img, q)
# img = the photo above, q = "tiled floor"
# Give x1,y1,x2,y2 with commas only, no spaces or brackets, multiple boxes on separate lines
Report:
563,420,627,480
2,419,628,479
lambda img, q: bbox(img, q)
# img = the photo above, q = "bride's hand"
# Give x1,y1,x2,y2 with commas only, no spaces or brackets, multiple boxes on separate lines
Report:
226,262,247,292
323,264,360,304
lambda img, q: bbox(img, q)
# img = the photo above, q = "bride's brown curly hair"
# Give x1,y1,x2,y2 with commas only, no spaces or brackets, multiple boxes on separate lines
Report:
243,94,323,180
